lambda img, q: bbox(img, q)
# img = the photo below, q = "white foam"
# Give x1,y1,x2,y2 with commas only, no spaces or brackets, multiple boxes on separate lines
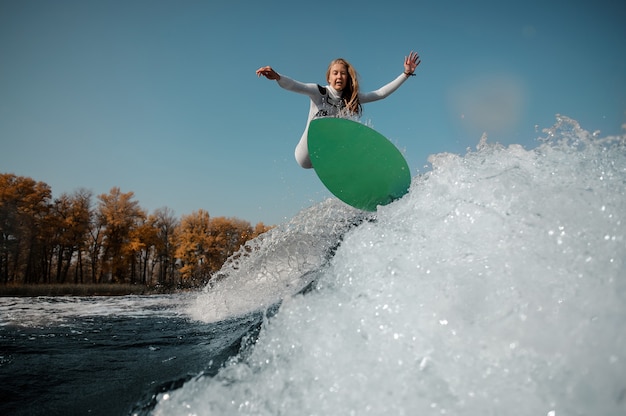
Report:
0,294,189,327
154,116,626,415
187,199,367,323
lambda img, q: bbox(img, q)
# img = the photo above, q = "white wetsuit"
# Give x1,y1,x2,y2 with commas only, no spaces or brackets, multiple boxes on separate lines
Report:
276,73,409,168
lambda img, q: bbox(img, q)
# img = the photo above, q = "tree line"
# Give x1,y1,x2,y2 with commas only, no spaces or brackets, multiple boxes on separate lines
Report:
0,173,273,289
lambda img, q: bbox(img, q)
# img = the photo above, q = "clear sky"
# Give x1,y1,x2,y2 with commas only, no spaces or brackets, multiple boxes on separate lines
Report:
1,0,624,225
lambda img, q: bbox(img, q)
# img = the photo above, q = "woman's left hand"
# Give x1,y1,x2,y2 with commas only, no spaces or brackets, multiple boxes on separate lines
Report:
404,51,421,75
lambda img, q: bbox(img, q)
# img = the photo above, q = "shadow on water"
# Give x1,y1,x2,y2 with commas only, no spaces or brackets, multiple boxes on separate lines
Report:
0,309,266,416
129,304,281,416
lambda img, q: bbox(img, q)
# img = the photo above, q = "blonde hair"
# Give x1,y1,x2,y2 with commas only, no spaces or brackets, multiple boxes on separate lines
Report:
326,58,361,115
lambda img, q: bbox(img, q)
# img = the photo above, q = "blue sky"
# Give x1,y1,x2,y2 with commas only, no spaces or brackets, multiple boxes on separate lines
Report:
1,0,624,225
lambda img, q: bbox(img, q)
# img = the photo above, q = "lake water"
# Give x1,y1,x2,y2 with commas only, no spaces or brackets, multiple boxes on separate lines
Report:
0,294,265,415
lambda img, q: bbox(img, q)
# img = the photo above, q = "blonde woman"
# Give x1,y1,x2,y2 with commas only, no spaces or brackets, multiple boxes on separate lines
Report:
256,51,420,169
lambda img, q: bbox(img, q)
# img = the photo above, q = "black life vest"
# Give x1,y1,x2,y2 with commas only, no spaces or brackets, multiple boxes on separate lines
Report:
315,85,345,118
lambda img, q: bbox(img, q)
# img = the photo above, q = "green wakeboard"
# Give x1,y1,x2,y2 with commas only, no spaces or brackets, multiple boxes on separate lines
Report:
308,117,411,211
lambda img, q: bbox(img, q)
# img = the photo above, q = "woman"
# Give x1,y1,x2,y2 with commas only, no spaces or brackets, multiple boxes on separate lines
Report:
256,51,421,169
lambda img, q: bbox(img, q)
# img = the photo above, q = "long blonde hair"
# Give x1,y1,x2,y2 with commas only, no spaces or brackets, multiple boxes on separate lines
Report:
326,58,361,115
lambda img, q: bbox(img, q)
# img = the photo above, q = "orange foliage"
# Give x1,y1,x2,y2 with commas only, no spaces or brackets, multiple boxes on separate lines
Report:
0,173,274,287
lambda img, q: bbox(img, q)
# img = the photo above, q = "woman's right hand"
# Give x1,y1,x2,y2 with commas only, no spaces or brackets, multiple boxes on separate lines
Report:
256,66,280,80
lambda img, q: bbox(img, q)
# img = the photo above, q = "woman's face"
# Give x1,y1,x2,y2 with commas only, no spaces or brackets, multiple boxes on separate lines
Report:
328,63,348,92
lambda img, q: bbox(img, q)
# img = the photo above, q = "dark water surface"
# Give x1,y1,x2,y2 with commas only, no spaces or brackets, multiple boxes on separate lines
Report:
0,295,260,416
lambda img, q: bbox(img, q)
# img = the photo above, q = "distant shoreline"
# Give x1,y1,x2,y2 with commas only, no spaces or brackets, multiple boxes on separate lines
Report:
0,284,183,297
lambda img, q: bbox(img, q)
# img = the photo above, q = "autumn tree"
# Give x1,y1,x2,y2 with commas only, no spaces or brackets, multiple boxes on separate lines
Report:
253,222,273,236
152,207,179,287
175,209,212,284
86,215,104,284
69,189,93,284
174,211,273,285
128,214,160,285
205,216,254,271
0,173,52,284
97,187,145,283
48,189,93,284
